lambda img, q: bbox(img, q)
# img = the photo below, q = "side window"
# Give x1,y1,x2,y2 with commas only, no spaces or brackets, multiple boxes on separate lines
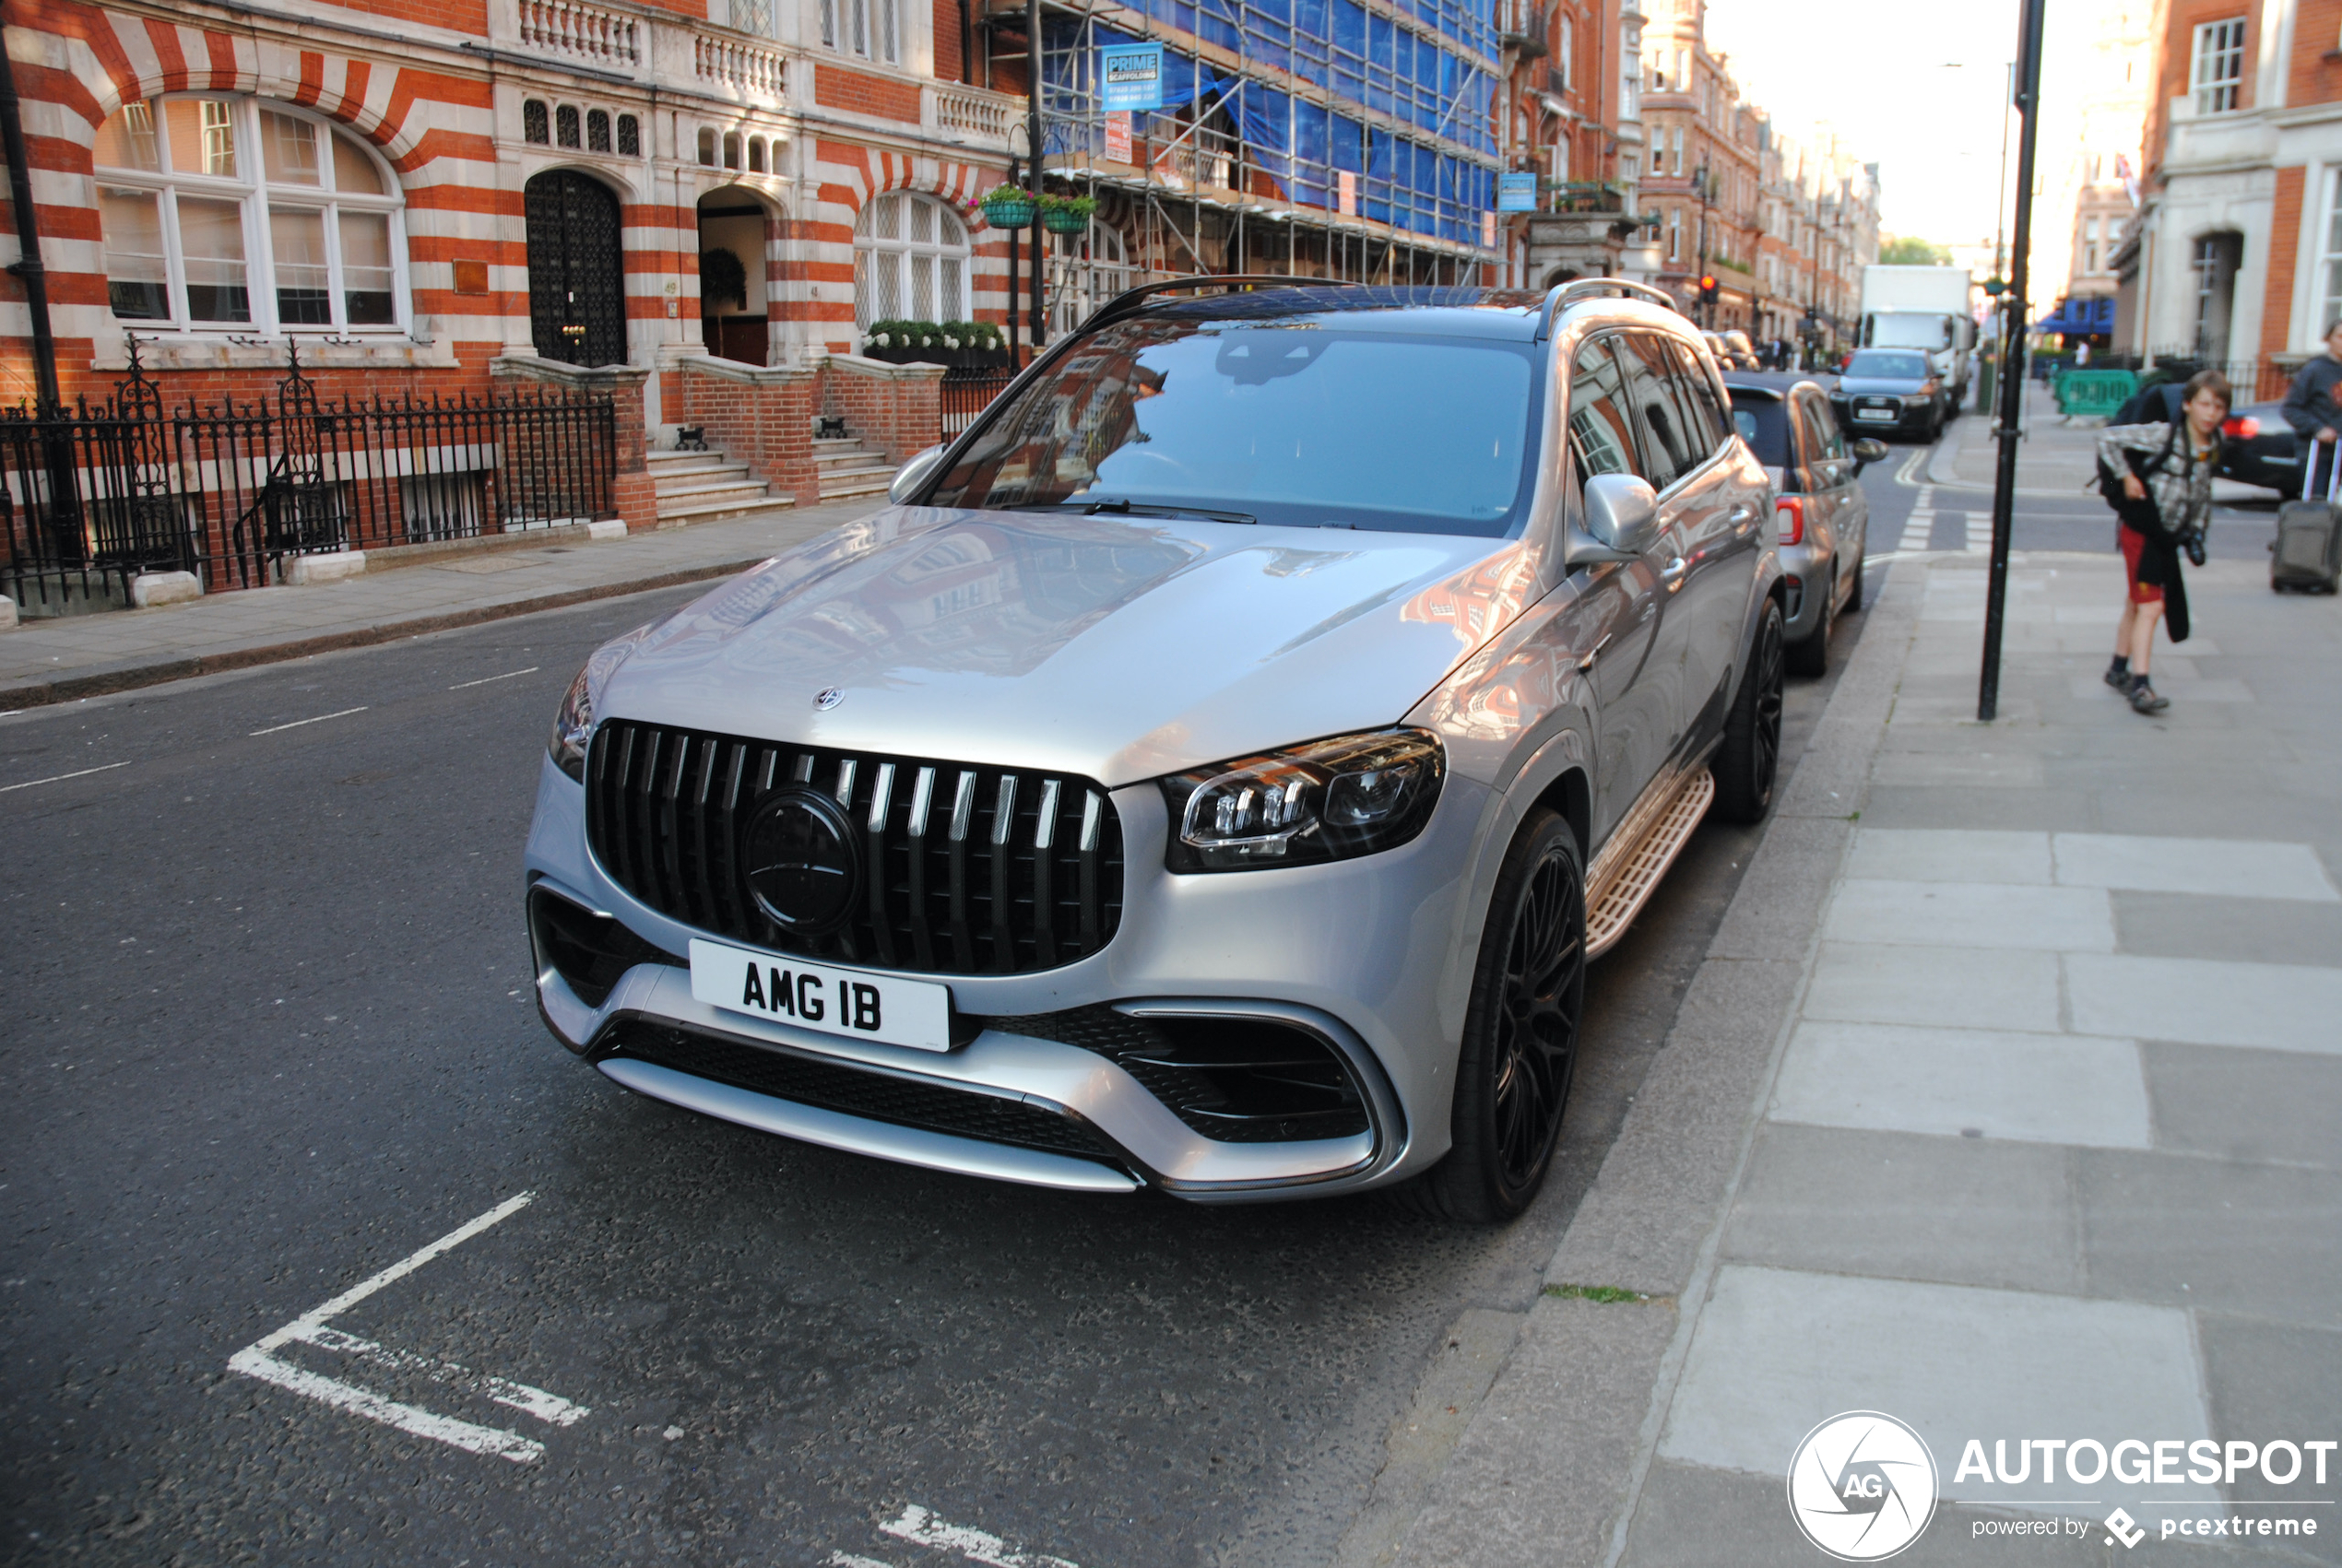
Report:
1803,395,1848,462
1614,333,1697,491
1567,337,1638,482
1669,338,1733,454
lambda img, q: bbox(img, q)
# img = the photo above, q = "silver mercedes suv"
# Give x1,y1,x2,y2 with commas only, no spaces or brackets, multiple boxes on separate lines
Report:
525,278,1784,1221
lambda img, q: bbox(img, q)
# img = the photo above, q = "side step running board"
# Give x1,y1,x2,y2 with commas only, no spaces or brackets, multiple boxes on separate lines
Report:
1586,769,1715,960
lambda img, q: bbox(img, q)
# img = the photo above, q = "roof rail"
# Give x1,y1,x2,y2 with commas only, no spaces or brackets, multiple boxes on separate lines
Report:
1082,274,1366,333
1536,277,1681,339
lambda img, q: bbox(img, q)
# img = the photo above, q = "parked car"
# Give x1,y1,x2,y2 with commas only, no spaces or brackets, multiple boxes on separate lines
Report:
526,277,1785,1222
1726,374,1889,676
1829,348,1947,441
1722,329,1762,370
1703,328,1758,370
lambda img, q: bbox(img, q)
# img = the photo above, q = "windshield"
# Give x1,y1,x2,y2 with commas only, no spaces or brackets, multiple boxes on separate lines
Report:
1846,350,1931,380
922,316,1542,536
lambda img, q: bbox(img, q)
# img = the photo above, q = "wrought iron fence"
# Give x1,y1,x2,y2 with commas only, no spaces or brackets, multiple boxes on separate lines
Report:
940,366,1018,442
1,344,619,615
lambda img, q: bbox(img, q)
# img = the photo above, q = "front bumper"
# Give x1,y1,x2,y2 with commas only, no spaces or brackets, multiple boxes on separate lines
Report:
524,754,1490,1200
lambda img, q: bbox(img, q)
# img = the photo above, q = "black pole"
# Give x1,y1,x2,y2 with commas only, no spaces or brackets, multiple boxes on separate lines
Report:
1981,0,2046,722
0,6,61,413
1007,151,1021,360
1026,0,1044,351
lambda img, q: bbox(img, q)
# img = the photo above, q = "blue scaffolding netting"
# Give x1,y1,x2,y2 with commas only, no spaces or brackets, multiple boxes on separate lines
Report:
1039,3,1500,247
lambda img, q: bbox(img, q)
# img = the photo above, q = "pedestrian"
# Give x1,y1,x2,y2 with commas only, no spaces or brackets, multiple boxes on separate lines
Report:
2280,317,2342,494
2097,369,2229,715
2074,341,2091,368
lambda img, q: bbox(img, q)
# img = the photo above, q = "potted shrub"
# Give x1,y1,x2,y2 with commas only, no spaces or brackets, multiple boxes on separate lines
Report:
1038,192,1096,235
979,184,1035,228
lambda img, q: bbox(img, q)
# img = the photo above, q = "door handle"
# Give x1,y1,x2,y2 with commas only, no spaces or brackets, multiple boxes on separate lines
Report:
1661,556,1690,592
1729,505,1756,524
1578,631,1614,671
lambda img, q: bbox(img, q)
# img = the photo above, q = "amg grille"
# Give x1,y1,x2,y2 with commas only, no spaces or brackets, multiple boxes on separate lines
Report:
601,1020,1122,1163
585,719,1123,976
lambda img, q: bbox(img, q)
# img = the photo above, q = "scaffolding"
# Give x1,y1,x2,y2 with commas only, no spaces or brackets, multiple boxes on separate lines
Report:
991,0,1503,326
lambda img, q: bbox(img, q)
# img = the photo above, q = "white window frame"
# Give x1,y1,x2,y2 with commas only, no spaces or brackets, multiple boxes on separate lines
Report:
2313,167,2342,346
822,0,899,64
1555,15,1574,92
1048,221,1133,337
2191,18,2246,115
854,191,971,329
95,94,408,338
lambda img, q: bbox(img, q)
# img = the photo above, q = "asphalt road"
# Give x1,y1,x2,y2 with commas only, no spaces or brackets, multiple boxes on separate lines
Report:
3,477,1914,1568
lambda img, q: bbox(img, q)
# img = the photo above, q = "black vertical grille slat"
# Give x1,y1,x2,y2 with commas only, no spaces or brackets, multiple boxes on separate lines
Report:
584,722,1121,978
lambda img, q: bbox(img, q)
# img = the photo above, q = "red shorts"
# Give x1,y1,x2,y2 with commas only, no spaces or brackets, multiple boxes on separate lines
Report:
2118,524,2163,605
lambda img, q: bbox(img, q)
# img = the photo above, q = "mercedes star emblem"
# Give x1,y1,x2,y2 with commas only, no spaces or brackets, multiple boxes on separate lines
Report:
813,688,844,711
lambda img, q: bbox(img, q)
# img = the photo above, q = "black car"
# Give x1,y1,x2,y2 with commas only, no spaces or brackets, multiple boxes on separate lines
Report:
1828,349,1946,442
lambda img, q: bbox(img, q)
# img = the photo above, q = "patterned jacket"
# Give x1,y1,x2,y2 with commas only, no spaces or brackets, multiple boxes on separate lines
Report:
2097,421,2216,536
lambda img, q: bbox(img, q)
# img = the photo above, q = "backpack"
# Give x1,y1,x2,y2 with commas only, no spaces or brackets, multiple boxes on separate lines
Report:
2096,419,2182,537
2108,381,2184,430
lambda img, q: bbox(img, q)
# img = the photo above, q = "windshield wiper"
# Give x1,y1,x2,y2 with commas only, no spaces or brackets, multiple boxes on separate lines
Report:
1003,499,1258,525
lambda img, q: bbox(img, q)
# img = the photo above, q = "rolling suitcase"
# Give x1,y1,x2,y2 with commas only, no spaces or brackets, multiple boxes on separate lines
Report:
2273,448,2342,594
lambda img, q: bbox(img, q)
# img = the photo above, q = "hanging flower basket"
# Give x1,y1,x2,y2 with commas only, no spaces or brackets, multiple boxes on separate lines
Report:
979,185,1035,228
1038,193,1098,234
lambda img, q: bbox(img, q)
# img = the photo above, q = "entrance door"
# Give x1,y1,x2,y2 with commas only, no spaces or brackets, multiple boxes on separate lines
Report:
526,171,626,367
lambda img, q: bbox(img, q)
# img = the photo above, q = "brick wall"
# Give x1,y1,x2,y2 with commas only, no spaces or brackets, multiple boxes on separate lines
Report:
2147,0,2267,185
2265,165,2309,378
677,359,822,506
491,357,656,532
932,0,965,85
815,64,923,124
822,357,944,464
2291,0,2342,105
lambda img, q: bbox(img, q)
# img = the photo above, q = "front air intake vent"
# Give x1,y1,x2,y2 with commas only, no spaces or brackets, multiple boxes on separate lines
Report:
584,720,1124,977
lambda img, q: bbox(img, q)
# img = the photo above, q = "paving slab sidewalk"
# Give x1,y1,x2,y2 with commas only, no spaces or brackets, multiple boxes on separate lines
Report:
1369,551,2342,1566
0,500,879,708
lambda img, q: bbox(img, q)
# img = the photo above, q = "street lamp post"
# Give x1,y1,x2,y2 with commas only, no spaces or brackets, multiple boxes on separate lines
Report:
1694,161,1713,325
1980,0,2046,723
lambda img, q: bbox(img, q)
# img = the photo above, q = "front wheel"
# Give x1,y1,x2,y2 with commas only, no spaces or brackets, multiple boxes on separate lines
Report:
1408,808,1588,1224
1713,599,1785,824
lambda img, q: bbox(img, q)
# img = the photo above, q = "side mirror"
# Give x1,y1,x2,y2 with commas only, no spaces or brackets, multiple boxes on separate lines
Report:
1582,472,1662,557
1850,437,1889,472
888,443,948,505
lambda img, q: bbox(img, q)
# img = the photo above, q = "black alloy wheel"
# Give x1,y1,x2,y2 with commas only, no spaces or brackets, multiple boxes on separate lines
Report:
1406,808,1587,1223
1787,566,1834,678
1714,598,1785,824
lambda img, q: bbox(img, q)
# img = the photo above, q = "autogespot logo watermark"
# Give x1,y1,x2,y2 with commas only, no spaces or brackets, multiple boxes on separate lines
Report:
1787,1411,1939,1561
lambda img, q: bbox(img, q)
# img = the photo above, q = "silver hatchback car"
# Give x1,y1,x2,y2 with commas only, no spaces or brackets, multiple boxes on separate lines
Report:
1723,375,1888,677
526,279,1784,1221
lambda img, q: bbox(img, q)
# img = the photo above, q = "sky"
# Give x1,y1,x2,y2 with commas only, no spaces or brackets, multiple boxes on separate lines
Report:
1702,0,2087,249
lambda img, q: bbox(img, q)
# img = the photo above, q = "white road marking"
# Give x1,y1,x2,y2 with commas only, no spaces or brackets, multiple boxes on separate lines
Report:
880,1503,1081,1568
0,760,132,793
1898,486,1936,552
227,1191,585,1464
829,1556,895,1568
448,666,541,690
250,705,368,737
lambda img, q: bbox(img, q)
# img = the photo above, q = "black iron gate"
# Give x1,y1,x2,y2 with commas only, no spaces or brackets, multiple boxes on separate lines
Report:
526,171,628,368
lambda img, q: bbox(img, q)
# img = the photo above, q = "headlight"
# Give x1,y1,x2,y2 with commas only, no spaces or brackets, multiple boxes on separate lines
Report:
1902,393,1934,408
1158,729,1445,873
548,623,658,781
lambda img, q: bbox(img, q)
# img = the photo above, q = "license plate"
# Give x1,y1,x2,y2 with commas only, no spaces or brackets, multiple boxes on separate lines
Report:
1855,408,1895,421
689,938,953,1052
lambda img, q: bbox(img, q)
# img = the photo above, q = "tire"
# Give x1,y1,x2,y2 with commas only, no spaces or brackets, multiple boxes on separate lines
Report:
1843,548,1866,613
1406,808,1588,1224
1786,568,1833,678
1713,598,1785,825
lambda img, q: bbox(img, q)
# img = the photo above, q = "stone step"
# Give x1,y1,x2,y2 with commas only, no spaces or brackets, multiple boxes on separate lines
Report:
656,482,770,510
811,444,882,466
646,448,737,469
819,474,896,501
657,491,792,525
652,466,754,496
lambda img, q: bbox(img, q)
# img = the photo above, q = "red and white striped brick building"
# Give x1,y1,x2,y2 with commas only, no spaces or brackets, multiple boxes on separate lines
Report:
0,0,1024,437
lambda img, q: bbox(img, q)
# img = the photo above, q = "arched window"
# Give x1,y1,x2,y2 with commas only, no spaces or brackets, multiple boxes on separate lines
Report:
855,192,969,327
96,96,406,334
1049,220,1132,337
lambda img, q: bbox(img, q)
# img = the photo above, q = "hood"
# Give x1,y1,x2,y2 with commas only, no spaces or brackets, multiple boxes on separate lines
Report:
600,506,1539,786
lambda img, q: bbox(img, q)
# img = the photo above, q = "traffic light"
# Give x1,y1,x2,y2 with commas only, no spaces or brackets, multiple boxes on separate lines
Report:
1699,274,1720,306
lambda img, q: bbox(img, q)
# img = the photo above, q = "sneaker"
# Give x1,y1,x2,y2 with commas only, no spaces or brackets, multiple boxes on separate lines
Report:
2103,662,2131,690
2129,679,2170,714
